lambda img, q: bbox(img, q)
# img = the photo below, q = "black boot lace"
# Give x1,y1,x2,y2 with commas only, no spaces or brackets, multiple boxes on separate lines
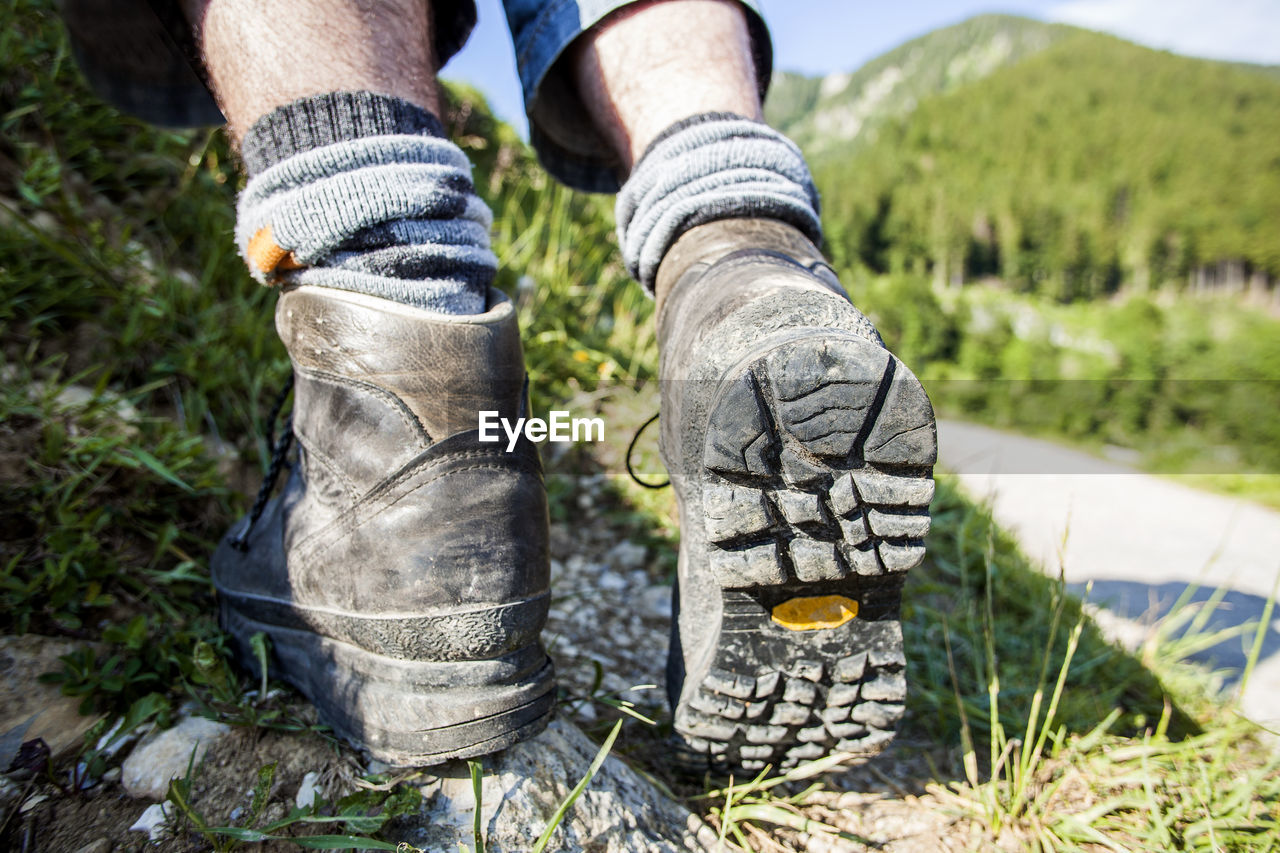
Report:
625,411,669,490
229,375,295,552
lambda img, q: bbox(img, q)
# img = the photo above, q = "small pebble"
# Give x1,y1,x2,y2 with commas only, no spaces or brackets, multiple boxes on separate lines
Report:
606,541,647,571
639,585,673,620
597,570,627,592
129,802,171,842
120,716,232,800
295,771,321,809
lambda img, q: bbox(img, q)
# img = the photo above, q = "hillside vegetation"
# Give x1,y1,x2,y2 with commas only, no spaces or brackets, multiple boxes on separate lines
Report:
803,29,1280,299
766,14,1071,155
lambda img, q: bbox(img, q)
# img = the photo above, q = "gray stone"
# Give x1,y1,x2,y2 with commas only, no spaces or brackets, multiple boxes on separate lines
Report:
638,584,673,620
397,719,716,852
704,668,756,699
833,653,868,683
769,702,810,726
120,715,232,800
295,770,322,809
867,508,931,538
597,569,628,592
606,540,648,572
0,635,104,759
128,802,172,842
782,678,818,705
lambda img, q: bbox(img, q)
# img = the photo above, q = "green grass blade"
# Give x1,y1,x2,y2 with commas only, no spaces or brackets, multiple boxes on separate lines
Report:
289,835,400,850
128,446,195,492
203,827,270,842
531,719,622,853
1238,570,1279,703
469,759,486,853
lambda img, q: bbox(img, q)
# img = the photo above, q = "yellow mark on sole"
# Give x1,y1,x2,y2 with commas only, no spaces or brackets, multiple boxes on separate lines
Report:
771,595,859,631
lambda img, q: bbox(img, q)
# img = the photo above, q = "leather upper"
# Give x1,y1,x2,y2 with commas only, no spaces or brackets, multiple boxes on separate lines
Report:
213,286,550,638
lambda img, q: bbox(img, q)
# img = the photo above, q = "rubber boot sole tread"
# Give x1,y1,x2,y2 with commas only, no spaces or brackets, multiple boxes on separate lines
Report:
675,332,934,771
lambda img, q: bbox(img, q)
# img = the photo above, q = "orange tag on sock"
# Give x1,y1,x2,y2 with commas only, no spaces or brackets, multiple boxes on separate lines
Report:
246,225,301,278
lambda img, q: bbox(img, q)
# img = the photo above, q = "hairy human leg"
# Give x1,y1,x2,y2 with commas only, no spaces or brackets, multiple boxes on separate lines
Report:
181,0,441,143
569,0,760,170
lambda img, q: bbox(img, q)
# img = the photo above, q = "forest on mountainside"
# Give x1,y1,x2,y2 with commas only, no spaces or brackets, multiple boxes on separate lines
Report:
800,30,1280,301
767,14,1072,155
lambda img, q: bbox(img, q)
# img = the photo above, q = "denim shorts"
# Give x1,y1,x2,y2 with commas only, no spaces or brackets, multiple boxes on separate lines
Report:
62,0,769,193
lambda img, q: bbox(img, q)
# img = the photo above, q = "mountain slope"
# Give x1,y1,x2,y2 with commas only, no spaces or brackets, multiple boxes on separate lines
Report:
765,14,1072,155
792,27,1280,298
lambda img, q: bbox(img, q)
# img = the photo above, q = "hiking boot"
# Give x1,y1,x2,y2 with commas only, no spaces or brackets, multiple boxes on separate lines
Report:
211,286,555,766
655,219,936,771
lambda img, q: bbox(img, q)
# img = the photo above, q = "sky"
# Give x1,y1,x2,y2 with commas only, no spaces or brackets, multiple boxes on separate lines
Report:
442,0,1280,135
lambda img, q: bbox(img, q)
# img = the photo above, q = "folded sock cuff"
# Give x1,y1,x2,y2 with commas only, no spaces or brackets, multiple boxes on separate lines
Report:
615,113,822,291
240,91,446,176
234,92,494,315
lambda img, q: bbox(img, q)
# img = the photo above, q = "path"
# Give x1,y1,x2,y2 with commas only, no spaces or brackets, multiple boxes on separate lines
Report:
936,419,1280,729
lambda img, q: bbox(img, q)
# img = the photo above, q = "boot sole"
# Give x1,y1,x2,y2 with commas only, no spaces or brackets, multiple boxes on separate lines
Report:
221,603,555,766
673,332,935,771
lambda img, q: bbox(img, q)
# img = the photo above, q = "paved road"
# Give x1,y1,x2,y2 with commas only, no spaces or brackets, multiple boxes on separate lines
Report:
936,419,1280,729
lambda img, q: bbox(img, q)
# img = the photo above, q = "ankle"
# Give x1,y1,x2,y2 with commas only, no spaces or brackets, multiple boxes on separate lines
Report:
615,113,822,294
654,217,827,309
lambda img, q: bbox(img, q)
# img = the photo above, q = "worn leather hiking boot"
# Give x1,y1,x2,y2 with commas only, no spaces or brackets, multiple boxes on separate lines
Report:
655,219,937,771
211,286,554,766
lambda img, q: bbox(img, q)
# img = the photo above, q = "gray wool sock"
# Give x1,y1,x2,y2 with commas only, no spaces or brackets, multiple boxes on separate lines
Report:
615,112,823,292
236,92,494,315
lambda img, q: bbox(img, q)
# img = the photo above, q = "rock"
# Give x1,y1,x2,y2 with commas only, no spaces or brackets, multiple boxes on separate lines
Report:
395,719,716,852
639,585,673,620
0,635,104,759
366,758,394,775
120,716,232,800
129,802,171,842
598,569,628,592
295,770,321,809
607,541,648,572
19,792,49,814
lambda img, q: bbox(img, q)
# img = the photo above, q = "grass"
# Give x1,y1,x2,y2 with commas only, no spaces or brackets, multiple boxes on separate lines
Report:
1,0,1277,849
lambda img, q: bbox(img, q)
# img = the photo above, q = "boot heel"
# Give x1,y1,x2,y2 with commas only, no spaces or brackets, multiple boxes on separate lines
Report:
221,603,555,766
